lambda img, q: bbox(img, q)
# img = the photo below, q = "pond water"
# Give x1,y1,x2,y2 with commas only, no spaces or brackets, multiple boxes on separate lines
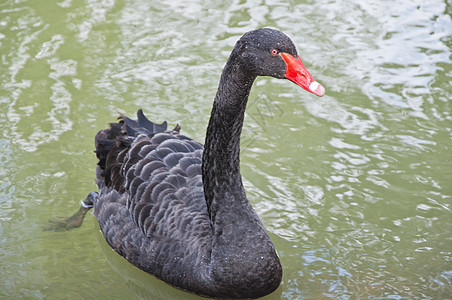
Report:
1,0,451,299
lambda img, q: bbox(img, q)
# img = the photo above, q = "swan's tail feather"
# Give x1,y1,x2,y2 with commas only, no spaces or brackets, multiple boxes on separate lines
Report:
122,109,168,137
95,122,123,171
137,109,168,133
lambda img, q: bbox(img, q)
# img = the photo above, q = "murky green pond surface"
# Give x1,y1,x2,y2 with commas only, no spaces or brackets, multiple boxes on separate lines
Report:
1,0,451,299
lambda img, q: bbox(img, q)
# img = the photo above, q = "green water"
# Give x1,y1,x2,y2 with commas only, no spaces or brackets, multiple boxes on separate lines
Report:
1,0,451,299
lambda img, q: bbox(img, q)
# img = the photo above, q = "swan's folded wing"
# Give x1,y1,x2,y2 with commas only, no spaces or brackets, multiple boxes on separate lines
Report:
95,110,211,252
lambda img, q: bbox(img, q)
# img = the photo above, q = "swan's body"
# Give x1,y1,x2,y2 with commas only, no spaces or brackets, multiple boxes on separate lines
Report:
92,28,324,298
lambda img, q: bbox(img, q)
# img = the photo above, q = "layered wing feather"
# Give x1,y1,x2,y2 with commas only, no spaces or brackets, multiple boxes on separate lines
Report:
93,110,212,290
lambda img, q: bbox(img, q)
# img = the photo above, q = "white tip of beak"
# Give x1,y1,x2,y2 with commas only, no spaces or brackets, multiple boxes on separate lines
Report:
309,81,325,97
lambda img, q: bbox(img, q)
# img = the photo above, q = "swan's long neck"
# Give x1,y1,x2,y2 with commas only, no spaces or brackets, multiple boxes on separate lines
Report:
201,55,282,296
202,55,255,224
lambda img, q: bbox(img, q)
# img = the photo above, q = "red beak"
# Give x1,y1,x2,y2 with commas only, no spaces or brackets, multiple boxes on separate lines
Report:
281,53,325,97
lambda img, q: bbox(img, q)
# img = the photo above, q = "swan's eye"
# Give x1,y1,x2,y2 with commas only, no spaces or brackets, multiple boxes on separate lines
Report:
270,49,279,55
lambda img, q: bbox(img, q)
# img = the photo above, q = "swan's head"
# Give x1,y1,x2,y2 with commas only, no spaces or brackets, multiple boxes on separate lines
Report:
235,28,325,97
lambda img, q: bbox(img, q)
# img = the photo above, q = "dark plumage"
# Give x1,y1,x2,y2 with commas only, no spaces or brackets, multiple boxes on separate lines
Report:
91,28,324,298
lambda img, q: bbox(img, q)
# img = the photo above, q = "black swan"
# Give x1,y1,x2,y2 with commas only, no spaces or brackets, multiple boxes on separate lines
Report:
79,28,324,298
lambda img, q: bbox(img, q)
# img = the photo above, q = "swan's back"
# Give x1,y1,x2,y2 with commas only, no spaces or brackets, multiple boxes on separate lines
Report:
94,110,213,293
